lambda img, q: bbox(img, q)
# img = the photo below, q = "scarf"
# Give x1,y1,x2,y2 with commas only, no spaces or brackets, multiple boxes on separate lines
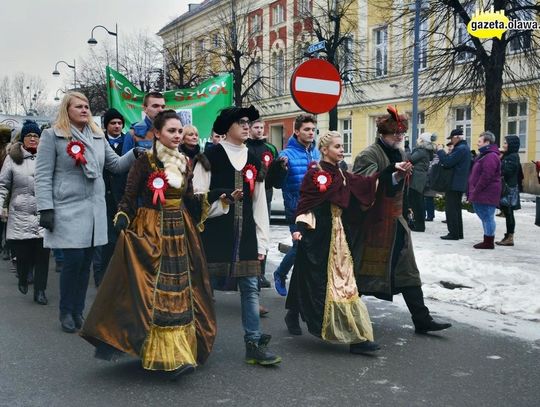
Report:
69,124,101,179
377,137,403,164
156,140,188,189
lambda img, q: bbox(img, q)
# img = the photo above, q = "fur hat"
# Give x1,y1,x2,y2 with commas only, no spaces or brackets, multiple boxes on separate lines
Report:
21,120,41,138
103,108,125,129
0,125,12,144
212,105,259,135
376,105,409,135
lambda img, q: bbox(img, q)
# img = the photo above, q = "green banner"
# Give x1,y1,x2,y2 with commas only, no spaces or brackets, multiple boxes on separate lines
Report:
106,66,233,143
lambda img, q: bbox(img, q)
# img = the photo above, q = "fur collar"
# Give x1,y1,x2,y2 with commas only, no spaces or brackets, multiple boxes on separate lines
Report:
9,142,34,165
155,141,188,189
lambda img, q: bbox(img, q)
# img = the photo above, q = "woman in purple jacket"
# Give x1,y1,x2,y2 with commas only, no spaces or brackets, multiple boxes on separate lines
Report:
467,131,501,249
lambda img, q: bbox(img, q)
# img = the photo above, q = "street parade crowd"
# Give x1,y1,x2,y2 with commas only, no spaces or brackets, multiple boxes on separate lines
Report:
1,90,537,380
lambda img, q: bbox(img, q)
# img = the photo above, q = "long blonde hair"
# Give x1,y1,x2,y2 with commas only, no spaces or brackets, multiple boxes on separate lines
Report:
317,130,341,156
54,92,103,138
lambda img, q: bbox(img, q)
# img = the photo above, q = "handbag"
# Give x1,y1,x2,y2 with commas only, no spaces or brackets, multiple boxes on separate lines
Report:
500,185,519,208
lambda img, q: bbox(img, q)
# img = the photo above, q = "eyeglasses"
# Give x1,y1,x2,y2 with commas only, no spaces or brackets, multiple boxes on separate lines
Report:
393,132,406,138
236,119,251,126
24,134,40,139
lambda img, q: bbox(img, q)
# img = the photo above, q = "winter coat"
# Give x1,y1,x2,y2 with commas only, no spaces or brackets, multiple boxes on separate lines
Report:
436,139,471,192
0,143,44,240
467,144,502,206
408,142,434,193
35,127,136,249
277,135,320,222
501,136,521,188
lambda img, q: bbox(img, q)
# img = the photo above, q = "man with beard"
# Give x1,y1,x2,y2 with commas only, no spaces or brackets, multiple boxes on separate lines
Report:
351,106,452,334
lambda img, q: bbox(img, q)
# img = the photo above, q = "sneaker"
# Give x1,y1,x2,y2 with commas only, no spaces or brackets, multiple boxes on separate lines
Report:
245,334,281,366
284,310,302,335
273,271,287,296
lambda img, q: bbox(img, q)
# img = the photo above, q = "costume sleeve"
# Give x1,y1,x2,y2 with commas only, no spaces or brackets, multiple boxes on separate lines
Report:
192,161,229,218
116,154,147,223
0,156,13,209
182,167,212,232
35,128,56,211
252,180,269,255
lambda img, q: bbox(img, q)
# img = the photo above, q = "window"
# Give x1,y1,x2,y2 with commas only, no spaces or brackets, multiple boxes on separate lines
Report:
197,39,205,56
251,14,262,34
273,50,285,95
298,0,310,14
340,118,352,156
213,33,220,48
374,27,388,77
509,0,533,52
454,106,472,145
456,4,474,62
417,111,425,139
273,4,284,25
342,36,354,82
419,18,428,69
505,101,527,150
185,45,191,60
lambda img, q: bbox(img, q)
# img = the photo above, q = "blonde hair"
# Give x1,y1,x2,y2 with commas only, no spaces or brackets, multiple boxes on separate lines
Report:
54,92,103,138
182,125,199,137
317,130,341,155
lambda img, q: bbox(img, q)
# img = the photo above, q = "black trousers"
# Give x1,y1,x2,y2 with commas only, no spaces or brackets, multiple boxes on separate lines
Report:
408,189,426,232
445,191,464,238
399,286,431,326
501,205,515,234
10,238,50,291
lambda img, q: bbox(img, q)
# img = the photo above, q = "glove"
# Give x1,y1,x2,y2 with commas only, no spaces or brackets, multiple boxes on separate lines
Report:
114,212,129,233
207,188,234,204
39,209,54,232
133,147,147,159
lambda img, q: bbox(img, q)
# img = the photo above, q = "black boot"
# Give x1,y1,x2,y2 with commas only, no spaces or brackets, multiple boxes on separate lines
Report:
33,290,48,305
18,281,28,295
415,320,452,334
72,314,85,330
349,341,381,355
245,334,281,365
284,310,302,335
59,313,76,333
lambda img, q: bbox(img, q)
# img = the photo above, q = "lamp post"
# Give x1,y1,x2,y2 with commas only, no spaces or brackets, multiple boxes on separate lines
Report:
54,89,66,102
88,23,119,71
52,60,77,89
410,0,428,148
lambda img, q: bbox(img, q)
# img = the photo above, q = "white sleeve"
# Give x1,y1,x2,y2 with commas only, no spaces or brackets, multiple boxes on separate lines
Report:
252,180,269,255
192,161,229,218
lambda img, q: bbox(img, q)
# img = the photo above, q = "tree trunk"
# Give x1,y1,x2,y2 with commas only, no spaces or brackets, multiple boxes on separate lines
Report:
328,106,338,131
484,40,506,145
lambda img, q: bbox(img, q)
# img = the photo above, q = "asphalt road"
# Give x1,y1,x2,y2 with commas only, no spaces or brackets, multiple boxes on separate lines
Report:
0,256,539,407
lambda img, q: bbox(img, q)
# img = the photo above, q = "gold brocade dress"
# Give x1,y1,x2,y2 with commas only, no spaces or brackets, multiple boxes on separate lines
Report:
81,152,216,371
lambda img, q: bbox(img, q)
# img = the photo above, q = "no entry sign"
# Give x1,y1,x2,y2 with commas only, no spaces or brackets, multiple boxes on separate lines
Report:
290,59,342,114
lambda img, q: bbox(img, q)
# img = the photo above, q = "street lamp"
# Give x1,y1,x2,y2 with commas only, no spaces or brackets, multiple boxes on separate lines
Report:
52,60,77,89
88,23,119,71
54,89,66,102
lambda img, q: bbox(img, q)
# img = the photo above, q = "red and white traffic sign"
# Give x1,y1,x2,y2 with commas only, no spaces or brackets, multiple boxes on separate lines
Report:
290,59,342,114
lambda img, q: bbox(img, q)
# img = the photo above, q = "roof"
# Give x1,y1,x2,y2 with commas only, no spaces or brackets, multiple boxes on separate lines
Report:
157,0,222,36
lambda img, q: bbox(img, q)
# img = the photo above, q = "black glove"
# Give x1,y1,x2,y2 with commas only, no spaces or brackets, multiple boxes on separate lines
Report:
39,209,54,232
133,147,147,159
207,188,234,204
114,212,129,233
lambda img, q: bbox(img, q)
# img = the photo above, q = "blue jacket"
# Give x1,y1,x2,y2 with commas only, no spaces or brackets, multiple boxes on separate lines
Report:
121,116,154,154
436,139,471,192
278,135,320,222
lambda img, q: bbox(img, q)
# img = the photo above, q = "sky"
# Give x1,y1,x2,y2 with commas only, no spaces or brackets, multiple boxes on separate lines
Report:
0,0,191,105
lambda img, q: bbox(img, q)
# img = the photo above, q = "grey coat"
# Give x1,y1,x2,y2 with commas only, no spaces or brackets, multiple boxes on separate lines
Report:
408,142,434,193
0,143,44,240
35,127,135,249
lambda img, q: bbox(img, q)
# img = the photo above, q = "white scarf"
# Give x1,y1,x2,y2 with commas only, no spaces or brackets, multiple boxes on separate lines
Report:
155,141,188,189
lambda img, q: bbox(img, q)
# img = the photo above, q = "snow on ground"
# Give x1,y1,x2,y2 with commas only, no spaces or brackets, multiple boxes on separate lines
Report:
268,195,540,323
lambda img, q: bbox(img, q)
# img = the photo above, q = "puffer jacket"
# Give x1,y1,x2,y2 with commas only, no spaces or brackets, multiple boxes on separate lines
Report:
278,135,320,222
467,143,502,206
0,143,43,240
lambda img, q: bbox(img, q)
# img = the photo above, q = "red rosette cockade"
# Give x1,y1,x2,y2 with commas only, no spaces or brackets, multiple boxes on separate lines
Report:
242,163,257,196
261,151,273,168
66,141,87,166
312,170,332,193
147,171,169,206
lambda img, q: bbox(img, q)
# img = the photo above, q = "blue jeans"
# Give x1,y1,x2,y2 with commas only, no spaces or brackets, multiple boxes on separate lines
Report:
274,224,298,279
472,203,496,236
59,248,94,316
53,249,64,263
238,276,261,343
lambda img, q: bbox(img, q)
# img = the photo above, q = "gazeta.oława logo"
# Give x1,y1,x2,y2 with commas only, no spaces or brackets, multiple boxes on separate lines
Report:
467,6,539,39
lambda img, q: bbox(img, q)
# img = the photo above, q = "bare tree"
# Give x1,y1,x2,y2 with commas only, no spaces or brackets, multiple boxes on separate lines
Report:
379,0,540,143
0,73,47,116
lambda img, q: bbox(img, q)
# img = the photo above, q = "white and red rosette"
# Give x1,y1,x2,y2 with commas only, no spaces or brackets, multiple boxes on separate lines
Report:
261,151,273,168
66,141,87,166
312,170,332,193
147,171,169,206
242,163,258,196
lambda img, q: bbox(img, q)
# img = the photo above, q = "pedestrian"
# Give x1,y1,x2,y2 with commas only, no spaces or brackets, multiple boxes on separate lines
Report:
406,132,436,232
193,105,281,366
35,91,138,334
352,106,452,334
246,117,279,289
496,136,522,246
0,120,50,304
203,131,223,153
286,131,381,354
271,114,320,306
92,108,128,287
179,124,201,161
0,125,12,258
81,110,217,379
467,131,501,249
122,92,166,153
436,128,471,240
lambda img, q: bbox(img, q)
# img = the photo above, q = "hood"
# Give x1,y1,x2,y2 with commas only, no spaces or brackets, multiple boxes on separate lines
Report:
504,135,520,154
